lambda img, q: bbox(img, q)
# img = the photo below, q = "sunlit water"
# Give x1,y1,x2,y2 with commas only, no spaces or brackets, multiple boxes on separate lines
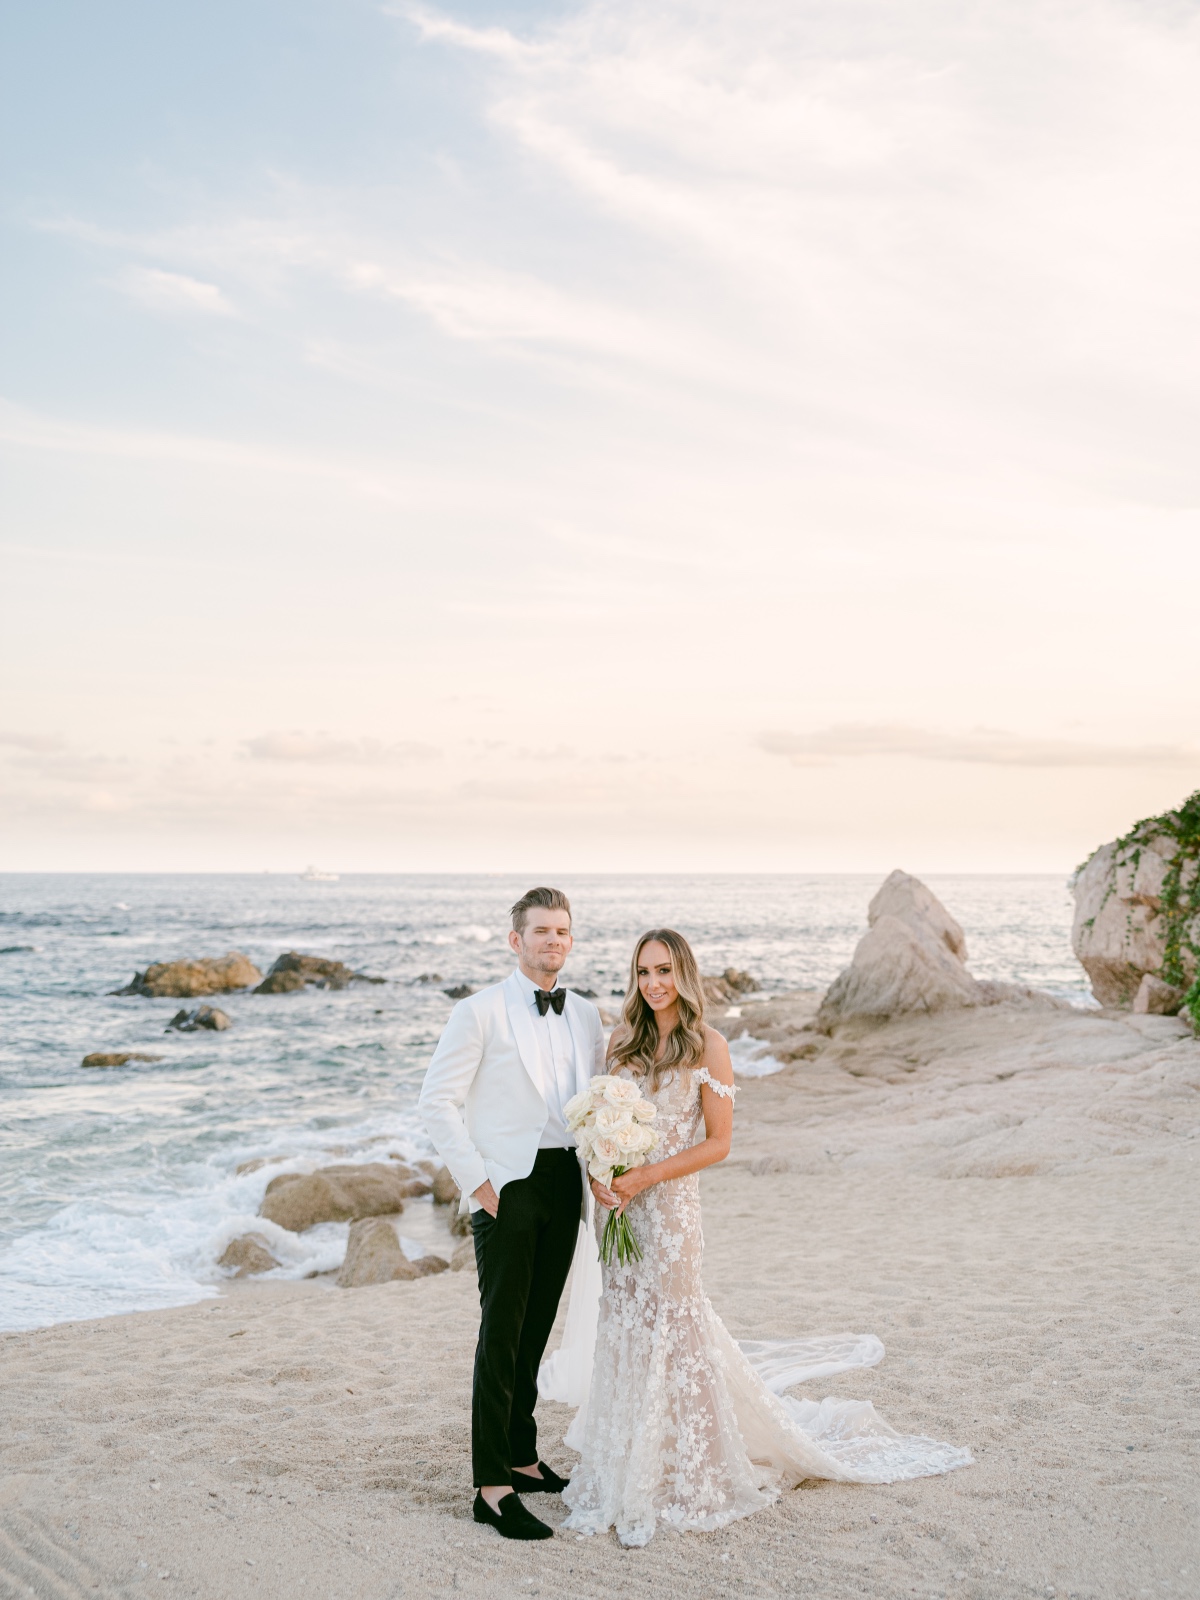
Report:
0,872,1085,1331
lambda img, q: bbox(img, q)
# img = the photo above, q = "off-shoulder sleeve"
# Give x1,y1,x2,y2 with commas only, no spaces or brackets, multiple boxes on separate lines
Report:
695,1065,737,1100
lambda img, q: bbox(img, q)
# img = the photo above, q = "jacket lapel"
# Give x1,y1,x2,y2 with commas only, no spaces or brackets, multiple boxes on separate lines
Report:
503,971,547,1103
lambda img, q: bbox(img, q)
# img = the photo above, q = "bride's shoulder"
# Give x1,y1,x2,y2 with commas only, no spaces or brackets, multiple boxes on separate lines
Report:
694,1026,735,1097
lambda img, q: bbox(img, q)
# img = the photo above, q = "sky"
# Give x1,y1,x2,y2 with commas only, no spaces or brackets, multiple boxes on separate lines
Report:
2,0,1199,874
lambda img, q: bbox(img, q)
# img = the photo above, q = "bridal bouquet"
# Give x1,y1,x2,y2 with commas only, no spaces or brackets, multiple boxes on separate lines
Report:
565,1075,660,1267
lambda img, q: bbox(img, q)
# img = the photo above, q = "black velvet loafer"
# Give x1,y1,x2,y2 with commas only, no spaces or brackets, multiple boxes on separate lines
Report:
510,1460,570,1494
473,1490,553,1540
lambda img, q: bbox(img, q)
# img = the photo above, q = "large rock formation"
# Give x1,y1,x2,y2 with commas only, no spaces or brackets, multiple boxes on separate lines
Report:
112,952,261,998
254,953,384,994
1072,807,1198,1011
816,871,981,1031
336,1218,449,1288
258,1163,431,1232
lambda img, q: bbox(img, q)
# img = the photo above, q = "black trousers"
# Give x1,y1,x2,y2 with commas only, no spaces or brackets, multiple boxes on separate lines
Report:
470,1148,582,1486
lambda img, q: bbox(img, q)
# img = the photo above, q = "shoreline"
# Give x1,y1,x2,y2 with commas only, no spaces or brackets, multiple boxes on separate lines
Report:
3,999,1197,1597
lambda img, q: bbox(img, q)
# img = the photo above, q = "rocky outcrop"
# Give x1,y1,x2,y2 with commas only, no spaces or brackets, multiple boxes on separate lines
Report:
253,953,384,994
112,952,261,998
450,1237,476,1272
816,871,981,1031
443,984,474,1000
80,1051,165,1069
258,1163,431,1232
167,1005,230,1032
448,1207,472,1237
336,1218,449,1288
702,969,759,1005
431,1166,459,1205
1072,813,1198,1010
1133,974,1185,1015
218,1235,280,1277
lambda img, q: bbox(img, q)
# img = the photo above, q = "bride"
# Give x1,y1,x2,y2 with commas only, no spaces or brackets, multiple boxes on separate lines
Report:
553,927,971,1547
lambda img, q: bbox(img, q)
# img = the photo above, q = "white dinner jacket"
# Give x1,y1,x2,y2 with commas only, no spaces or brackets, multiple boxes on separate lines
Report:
418,970,606,1210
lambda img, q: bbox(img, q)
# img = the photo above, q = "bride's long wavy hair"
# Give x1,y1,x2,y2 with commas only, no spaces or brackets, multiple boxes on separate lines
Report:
610,928,707,1093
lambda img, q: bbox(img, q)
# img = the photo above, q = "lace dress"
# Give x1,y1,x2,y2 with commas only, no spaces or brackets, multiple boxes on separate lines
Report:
560,1064,971,1547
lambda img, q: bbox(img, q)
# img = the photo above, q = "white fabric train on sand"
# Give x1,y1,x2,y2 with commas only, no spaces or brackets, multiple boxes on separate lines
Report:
536,1204,896,1457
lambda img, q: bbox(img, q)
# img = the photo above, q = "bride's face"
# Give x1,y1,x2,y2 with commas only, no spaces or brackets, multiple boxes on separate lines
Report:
637,941,678,1013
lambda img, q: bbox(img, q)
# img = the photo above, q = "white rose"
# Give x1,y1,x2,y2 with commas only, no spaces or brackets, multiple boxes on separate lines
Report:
595,1103,629,1134
574,1126,595,1155
634,1122,660,1154
588,1157,614,1186
563,1089,593,1129
631,1099,657,1123
615,1122,648,1155
589,1133,620,1169
588,1074,616,1095
604,1078,642,1108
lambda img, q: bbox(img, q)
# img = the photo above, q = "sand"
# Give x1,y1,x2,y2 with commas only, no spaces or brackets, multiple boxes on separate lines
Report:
2,999,1198,1600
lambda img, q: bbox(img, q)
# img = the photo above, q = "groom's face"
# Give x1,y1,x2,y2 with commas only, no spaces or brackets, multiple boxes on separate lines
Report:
509,908,573,983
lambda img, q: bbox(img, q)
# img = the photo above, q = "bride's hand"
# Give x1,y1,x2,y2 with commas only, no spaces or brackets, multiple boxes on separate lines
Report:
610,1167,651,1213
591,1176,619,1210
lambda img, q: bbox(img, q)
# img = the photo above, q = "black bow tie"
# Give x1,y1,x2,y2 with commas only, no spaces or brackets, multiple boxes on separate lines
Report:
534,987,566,1016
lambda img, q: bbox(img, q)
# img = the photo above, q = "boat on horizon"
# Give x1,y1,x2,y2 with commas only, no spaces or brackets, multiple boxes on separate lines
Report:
300,865,339,882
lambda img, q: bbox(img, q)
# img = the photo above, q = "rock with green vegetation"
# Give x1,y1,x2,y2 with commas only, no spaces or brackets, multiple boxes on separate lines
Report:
1071,790,1200,1028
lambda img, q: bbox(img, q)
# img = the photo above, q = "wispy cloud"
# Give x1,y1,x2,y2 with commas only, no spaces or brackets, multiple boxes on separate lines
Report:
760,726,1200,770
117,266,235,317
0,732,67,753
244,732,440,764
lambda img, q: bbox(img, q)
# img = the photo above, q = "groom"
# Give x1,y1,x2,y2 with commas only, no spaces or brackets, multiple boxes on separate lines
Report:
419,886,604,1540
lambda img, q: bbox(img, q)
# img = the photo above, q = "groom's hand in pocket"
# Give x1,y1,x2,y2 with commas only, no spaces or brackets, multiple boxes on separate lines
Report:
472,1180,500,1217
590,1177,619,1211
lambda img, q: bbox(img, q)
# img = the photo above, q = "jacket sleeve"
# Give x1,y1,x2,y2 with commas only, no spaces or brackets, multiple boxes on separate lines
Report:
417,999,490,1201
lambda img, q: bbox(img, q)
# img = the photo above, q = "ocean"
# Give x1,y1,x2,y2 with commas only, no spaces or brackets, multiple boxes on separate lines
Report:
0,872,1087,1332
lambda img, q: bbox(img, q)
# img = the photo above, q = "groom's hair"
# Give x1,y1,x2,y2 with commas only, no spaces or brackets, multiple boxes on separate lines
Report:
511,886,572,933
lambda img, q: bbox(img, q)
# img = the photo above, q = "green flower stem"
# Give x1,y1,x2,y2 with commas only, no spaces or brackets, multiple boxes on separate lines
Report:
599,1166,644,1267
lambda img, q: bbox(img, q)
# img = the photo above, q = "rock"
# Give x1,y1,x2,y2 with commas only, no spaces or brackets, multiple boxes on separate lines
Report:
253,952,383,994
431,1165,459,1205
413,1159,439,1178
450,1237,476,1272
166,1005,231,1032
866,872,968,961
1133,973,1184,1015
383,1157,417,1177
443,984,474,1000
1072,823,1198,1008
259,1163,430,1232
336,1218,449,1288
448,1207,472,1237
218,1235,279,1277
596,1007,619,1027
416,973,444,983
80,1051,165,1069
702,968,760,1004
111,952,261,998
816,872,981,1031
569,987,598,999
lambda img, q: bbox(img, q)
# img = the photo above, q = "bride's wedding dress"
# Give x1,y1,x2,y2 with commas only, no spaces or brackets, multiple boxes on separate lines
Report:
549,1064,972,1547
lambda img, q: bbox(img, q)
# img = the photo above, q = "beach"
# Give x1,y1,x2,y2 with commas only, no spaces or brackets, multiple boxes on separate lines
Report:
3,996,1197,1600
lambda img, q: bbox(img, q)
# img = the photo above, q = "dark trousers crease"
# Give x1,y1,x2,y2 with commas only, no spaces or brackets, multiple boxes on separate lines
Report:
470,1148,581,1486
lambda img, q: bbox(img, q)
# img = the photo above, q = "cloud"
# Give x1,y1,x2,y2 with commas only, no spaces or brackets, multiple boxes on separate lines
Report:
243,732,440,764
0,732,66,753
117,266,235,317
759,726,1200,770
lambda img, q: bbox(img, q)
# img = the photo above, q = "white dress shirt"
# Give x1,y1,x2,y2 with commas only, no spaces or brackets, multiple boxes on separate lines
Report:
512,966,579,1150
